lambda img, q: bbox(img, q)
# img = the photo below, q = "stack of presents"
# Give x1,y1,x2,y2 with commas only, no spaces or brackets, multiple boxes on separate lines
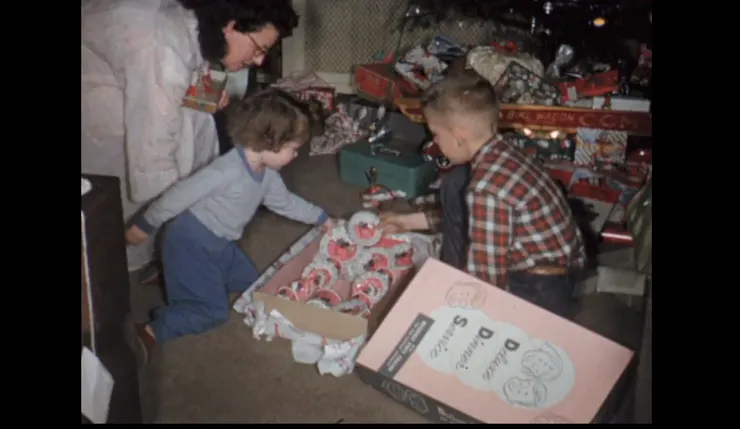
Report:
242,35,652,423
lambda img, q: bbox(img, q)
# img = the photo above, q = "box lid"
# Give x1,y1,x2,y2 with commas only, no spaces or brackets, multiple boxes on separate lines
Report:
356,259,633,424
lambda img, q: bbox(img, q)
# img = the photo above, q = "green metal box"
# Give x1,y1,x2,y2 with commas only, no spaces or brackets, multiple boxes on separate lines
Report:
339,141,437,198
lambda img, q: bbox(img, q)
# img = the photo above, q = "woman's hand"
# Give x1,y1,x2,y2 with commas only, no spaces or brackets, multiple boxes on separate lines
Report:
125,225,149,245
217,90,230,111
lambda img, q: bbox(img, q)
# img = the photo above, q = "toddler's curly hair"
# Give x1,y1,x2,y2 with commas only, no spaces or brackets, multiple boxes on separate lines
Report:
226,89,311,152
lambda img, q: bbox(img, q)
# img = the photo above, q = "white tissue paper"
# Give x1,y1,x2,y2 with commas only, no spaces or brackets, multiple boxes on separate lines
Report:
233,298,366,377
233,229,442,377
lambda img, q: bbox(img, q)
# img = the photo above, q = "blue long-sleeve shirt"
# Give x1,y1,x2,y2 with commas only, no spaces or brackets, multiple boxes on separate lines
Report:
135,148,328,240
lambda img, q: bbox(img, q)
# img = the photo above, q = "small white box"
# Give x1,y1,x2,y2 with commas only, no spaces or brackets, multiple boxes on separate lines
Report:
595,266,647,297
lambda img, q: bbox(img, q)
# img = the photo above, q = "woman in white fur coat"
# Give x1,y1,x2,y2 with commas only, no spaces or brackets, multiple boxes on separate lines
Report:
82,0,298,274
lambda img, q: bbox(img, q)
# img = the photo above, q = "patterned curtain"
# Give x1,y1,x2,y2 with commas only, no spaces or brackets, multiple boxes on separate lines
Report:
303,0,497,73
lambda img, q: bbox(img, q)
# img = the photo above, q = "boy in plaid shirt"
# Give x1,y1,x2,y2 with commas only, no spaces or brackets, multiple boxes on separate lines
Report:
380,70,585,318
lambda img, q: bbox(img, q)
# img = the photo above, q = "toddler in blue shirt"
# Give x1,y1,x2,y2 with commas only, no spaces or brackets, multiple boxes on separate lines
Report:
125,89,333,365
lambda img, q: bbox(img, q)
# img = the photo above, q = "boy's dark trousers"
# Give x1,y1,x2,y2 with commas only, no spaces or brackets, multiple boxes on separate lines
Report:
438,165,574,319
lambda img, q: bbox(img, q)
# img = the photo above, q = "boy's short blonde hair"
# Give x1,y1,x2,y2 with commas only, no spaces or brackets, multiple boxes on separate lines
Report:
421,68,500,130
226,88,311,152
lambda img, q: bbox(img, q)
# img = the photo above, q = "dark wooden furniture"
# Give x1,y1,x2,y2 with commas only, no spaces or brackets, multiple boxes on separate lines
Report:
81,174,142,423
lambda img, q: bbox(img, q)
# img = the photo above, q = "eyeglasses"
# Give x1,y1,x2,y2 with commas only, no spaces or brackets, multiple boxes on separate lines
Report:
246,33,268,57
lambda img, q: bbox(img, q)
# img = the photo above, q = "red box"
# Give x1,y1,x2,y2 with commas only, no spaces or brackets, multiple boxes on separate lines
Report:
354,63,420,104
558,70,620,103
601,223,634,246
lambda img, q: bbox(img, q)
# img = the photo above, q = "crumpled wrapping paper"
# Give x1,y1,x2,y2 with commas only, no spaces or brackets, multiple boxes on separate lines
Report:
232,229,441,377
394,46,448,90
309,109,367,156
466,46,544,88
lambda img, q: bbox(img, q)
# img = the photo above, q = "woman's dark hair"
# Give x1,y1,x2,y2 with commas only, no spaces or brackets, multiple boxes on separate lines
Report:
178,0,299,63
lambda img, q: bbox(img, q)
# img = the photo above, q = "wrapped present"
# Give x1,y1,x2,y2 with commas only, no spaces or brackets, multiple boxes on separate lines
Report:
491,40,519,53
558,70,620,103
353,63,420,104
297,87,336,112
495,62,560,106
272,72,336,111
574,128,628,166
466,46,545,89
563,162,644,225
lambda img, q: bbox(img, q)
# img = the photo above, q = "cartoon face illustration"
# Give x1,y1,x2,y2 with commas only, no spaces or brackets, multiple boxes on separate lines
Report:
521,345,563,381
598,142,618,158
445,282,486,308
503,376,548,408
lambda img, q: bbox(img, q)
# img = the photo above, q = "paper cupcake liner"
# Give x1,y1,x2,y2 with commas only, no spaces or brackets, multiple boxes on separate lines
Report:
311,288,344,307
352,271,391,306
305,298,333,310
344,251,374,281
279,279,316,303
366,250,392,272
335,298,372,318
347,211,382,247
320,226,360,264
302,259,340,289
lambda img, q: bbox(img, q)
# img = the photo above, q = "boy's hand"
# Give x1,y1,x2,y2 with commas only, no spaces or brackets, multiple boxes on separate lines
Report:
125,225,149,246
217,91,230,111
379,212,410,234
321,217,337,233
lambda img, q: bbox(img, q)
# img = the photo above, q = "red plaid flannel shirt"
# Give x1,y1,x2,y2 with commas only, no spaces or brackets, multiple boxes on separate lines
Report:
417,139,585,288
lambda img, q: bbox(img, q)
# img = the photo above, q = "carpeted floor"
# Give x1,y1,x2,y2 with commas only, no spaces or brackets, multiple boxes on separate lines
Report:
129,146,645,423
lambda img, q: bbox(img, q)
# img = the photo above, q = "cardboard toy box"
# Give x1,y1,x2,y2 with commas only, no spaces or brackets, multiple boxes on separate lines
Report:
238,228,412,342
355,259,634,424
